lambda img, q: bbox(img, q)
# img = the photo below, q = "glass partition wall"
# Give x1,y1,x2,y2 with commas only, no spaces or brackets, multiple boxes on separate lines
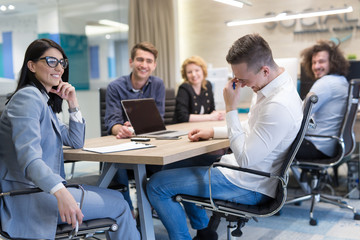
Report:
0,0,129,91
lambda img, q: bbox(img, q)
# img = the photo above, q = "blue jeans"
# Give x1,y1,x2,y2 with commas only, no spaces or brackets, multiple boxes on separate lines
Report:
117,153,221,211
146,166,271,240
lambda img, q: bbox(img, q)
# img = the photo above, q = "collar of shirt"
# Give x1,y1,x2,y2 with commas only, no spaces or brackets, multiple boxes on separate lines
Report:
126,73,152,92
257,70,290,101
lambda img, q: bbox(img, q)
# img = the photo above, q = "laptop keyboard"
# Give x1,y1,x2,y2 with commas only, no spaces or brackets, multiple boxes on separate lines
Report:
150,130,176,135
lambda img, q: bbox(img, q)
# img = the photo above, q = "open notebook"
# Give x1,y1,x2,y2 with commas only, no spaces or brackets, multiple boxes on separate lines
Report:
121,98,187,138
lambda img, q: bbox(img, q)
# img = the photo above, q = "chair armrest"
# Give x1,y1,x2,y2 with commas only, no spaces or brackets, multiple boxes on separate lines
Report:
207,162,277,210
0,183,81,197
212,162,271,178
305,134,342,142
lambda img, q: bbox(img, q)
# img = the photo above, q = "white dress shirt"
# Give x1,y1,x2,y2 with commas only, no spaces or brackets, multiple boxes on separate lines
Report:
214,70,303,198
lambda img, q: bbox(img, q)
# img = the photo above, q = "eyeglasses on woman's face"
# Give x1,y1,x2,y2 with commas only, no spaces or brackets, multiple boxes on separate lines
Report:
38,56,68,69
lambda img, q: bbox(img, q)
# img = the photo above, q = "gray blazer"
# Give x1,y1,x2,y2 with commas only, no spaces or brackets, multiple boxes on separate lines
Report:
0,86,85,238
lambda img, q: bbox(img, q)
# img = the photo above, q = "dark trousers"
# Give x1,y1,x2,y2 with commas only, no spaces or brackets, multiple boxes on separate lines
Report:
296,139,330,160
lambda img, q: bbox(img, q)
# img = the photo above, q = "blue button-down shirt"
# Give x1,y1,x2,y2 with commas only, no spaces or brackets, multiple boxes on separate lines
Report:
105,73,165,134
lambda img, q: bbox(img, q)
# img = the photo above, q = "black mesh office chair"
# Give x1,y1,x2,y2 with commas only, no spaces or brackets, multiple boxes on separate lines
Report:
164,88,176,125
99,88,108,137
175,93,318,239
286,79,360,226
0,94,9,117
0,184,118,239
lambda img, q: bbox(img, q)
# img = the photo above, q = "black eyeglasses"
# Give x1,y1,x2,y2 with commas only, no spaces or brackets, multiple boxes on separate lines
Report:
38,56,68,69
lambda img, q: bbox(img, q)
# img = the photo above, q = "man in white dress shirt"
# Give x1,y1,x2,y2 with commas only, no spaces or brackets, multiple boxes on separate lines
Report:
146,33,303,240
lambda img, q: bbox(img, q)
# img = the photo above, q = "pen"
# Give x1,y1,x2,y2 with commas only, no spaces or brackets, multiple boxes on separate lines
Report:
232,81,236,90
135,142,151,145
75,220,79,235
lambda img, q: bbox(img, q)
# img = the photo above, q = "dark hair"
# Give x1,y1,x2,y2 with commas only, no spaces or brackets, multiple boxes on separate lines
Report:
226,33,276,72
181,56,208,90
301,40,349,80
130,41,158,61
9,38,69,113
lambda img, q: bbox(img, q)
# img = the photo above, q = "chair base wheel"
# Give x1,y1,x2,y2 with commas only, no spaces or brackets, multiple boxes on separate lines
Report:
354,213,360,220
274,210,281,216
310,218,317,226
294,202,302,206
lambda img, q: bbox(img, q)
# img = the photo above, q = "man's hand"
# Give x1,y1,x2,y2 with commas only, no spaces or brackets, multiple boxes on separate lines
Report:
112,121,134,139
223,78,242,113
188,128,214,142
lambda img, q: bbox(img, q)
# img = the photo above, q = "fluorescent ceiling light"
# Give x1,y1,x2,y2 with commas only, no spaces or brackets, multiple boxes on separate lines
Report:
98,19,129,31
227,6,353,26
214,0,244,8
86,19,129,36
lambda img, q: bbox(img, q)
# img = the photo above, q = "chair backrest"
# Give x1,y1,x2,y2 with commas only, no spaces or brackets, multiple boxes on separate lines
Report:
279,93,318,177
0,94,10,117
99,88,108,136
164,88,176,125
340,79,360,158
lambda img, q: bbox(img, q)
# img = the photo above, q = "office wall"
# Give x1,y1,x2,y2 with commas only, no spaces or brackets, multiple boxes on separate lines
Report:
59,90,101,139
178,0,360,73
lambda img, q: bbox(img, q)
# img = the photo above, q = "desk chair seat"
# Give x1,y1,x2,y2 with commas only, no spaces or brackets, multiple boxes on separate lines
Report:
0,184,118,240
286,79,360,226
175,93,318,239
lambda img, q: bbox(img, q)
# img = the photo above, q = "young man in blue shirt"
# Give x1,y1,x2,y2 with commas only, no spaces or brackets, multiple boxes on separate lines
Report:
105,41,165,139
104,42,165,217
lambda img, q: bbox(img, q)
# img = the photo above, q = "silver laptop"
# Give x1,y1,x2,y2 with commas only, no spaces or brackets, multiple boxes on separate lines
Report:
121,98,187,138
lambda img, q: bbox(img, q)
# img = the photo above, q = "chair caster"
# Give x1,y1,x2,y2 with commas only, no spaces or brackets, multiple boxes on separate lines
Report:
274,210,281,216
294,202,302,206
354,212,360,220
231,228,243,237
309,218,317,226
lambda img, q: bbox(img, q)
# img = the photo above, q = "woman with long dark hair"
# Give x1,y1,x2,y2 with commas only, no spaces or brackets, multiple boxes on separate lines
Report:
0,39,139,239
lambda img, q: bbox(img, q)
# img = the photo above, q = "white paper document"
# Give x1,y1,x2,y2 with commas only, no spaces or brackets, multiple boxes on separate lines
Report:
83,141,155,154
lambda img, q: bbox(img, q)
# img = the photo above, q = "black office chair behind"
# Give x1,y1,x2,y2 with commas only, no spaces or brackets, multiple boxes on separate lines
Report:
164,88,176,125
99,87,108,137
286,79,360,226
0,184,118,240
175,93,318,239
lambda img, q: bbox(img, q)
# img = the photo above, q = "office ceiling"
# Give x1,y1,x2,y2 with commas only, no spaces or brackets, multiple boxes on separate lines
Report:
0,0,128,24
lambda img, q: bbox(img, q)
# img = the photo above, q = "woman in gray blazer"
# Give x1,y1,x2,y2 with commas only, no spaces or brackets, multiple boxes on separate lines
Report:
0,39,139,239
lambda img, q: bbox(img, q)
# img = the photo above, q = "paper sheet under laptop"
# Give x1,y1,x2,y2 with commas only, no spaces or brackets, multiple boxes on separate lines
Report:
83,142,155,154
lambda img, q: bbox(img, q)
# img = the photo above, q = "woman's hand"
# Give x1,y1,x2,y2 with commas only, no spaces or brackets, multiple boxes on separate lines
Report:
49,81,79,109
54,188,84,228
209,111,225,121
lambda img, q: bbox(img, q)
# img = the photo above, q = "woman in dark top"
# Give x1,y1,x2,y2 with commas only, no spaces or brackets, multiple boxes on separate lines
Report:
174,56,225,123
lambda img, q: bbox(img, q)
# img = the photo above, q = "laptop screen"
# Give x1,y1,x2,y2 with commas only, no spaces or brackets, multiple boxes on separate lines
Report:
121,98,166,135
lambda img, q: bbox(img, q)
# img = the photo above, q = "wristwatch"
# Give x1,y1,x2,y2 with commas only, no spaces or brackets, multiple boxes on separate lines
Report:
68,107,80,113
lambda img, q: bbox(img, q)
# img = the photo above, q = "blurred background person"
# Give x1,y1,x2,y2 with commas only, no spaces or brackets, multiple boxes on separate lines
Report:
173,56,225,123
296,40,350,160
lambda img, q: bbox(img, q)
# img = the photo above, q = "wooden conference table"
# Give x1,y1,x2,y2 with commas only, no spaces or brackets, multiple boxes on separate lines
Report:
63,118,247,240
